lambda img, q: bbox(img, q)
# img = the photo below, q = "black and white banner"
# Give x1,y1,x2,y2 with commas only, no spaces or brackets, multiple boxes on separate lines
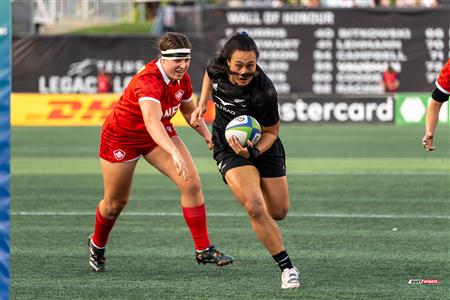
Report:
13,36,159,93
12,35,212,94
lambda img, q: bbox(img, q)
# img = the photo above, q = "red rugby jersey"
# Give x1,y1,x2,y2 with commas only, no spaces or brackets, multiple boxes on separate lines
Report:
436,59,450,94
104,59,192,137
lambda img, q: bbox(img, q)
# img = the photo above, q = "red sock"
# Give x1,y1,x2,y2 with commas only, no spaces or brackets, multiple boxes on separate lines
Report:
92,206,117,248
182,203,211,251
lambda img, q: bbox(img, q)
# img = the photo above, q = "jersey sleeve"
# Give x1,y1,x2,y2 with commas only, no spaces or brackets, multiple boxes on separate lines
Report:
134,74,163,104
432,87,449,103
254,78,280,127
436,59,450,95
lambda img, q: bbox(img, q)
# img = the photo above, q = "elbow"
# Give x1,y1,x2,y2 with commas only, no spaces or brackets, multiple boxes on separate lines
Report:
144,117,159,132
263,128,279,139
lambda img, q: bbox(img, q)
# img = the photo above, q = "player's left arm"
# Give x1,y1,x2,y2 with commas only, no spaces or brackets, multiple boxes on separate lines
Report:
252,84,280,154
254,122,279,153
229,80,281,159
228,122,279,160
180,100,213,150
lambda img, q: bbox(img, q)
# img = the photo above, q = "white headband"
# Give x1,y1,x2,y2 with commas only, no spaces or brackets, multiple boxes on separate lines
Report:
161,48,191,60
161,48,191,54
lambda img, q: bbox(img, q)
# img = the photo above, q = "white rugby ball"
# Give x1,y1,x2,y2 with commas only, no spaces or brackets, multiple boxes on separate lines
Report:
225,115,262,147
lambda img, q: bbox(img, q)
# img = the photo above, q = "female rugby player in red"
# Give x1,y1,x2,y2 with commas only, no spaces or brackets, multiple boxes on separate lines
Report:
423,58,450,151
88,32,233,272
191,32,300,289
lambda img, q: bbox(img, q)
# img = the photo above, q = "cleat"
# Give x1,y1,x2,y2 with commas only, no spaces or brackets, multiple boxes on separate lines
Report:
195,245,234,267
281,267,300,289
88,234,106,272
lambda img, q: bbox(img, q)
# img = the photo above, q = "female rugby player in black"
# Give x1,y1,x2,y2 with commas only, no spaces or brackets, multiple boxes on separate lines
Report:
191,32,300,289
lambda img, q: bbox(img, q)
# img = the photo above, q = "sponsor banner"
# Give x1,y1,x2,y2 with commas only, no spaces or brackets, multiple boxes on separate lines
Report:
0,1,10,297
12,93,118,126
395,93,449,125
278,94,394,123
12,36,209,95
11,93,212,127
12,36,151,94
12,93,396,126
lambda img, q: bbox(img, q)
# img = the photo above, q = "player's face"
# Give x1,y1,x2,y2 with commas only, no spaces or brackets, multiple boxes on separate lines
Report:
227,50,257,86
161,58,190,81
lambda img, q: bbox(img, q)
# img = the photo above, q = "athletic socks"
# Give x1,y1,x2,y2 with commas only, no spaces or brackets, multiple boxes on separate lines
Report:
92,206,117,248
182,203,211,251
273,250,294,271
92,203,211,250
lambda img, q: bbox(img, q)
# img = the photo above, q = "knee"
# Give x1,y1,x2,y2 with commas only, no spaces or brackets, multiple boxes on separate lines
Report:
244,199,266,219
103,196,128,218
268,197,290,220
182,176,202,197
270,208,288,221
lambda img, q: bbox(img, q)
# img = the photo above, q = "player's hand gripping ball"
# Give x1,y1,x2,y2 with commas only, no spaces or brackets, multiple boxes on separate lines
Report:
225,115,261,147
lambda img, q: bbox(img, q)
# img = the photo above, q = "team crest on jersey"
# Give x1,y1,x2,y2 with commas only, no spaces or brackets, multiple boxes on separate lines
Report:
113,149,126,160
175,90,184,101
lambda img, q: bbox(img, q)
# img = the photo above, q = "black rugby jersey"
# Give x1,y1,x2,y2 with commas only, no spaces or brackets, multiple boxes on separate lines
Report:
206,55,280,150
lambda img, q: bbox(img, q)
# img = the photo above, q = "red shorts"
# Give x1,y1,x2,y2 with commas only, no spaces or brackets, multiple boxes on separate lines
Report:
99,123,178,163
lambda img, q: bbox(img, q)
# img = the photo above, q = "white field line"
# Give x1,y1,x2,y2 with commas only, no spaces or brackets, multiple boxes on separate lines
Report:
10,170,449,176
10,211,450,219
286,171,449,176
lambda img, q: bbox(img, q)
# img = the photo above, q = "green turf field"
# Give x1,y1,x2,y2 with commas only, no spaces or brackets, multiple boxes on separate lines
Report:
10,124,449,299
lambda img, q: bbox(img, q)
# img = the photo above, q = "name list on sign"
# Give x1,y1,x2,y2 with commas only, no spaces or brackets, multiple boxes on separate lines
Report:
424,27,446,84
224,10,334,94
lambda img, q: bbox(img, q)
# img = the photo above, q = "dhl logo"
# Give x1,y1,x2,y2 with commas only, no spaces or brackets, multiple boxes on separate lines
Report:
12,94,118,126
11,93,215,127
47,100,115,120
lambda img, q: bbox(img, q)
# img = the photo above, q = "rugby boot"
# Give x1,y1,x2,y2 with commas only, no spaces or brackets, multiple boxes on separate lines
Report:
281,266,300,289
88,234,106,272
196,245,234,267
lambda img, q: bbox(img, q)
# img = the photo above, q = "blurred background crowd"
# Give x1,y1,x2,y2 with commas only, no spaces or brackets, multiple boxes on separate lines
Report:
12,0,449,36
219,0,442,8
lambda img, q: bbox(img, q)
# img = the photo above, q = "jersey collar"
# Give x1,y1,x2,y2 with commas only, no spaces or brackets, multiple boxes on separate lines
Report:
156,59,171,85
156,59,181,86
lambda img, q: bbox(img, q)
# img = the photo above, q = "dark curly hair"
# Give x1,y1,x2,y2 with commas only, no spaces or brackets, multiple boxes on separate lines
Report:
210,32,260,75
220,31,259,61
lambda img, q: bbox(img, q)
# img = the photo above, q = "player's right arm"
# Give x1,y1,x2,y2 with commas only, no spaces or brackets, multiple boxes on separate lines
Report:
140,100,188,180
423,59,450,151
423,99,442,151
190,71,212,127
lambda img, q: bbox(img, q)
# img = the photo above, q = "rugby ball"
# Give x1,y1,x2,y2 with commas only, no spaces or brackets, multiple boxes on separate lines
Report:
225,115,261,147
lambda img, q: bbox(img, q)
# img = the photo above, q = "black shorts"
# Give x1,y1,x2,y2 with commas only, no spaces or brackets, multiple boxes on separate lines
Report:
213,138,286,182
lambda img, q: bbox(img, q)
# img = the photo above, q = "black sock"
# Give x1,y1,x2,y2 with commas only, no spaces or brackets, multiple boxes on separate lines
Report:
272,250,293,271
